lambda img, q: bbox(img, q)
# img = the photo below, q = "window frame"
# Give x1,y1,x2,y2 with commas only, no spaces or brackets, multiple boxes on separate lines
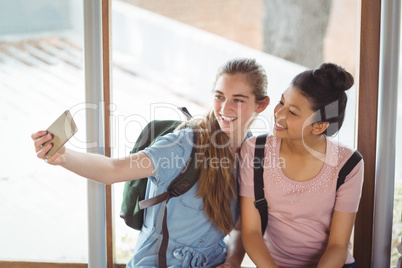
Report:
0,0,385,267
354,0,381,267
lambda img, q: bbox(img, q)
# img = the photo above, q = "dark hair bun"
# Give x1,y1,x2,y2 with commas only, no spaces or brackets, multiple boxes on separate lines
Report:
293,62,354,136
313,63,354,93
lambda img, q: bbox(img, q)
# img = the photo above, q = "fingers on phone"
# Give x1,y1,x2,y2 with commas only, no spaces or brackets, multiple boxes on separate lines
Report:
36,142,53,159
42,134,53,144
32,131,56,162
31,130,48,140
35,134,52,150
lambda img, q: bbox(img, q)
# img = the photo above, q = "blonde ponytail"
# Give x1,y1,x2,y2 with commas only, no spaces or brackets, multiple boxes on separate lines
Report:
180,111,236,234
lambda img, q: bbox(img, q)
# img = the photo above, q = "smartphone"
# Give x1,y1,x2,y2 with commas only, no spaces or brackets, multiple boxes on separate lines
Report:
43,110,78,158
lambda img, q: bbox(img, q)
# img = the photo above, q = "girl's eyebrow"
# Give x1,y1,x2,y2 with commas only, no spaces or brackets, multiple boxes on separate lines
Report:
233,94,249,99
281,94,301,111
215,90,249,99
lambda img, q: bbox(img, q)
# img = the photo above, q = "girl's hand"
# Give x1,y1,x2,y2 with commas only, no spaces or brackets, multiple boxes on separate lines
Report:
31,130,66,165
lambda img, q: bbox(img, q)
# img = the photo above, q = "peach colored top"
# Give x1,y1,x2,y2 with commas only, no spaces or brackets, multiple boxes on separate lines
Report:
239,135,364,268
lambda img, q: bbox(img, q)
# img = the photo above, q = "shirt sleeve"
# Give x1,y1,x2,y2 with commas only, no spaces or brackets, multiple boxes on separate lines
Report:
239,136,258,198
142,128,194,185
334,157,364,213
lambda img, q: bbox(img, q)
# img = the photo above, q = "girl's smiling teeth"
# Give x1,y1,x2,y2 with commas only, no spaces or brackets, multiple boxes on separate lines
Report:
275,121,287,130
220,114,237,122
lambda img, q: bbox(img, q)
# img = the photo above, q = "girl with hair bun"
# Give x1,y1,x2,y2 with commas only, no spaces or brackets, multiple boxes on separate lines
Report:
240,63,363,268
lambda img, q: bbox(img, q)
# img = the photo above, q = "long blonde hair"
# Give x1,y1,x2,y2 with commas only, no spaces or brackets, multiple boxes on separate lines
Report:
181,58,268,234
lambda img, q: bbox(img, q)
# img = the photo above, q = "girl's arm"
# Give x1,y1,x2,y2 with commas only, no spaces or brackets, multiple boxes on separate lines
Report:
317,211,356,268
32,130,154,185
217,219,245,268
241,196,278,268
319,153,364,268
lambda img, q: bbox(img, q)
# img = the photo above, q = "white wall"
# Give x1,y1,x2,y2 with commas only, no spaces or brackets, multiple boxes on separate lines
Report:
111,1,356,145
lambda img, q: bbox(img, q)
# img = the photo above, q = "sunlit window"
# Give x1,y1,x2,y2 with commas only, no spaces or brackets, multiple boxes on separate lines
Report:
0,0,87,263
0,0,369,266
111,0,360,266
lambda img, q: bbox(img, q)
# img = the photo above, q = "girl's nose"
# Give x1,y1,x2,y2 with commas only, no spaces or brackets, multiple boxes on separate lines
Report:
274,107,282,118
221,100,231,113
275,106,286,120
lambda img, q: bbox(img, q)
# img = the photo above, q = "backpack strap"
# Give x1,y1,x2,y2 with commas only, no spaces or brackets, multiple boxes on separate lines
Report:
253,134,268,234
252,139,362,238
336,150,363,191
138,146,199,209
139,143,200,268
178,106,193,120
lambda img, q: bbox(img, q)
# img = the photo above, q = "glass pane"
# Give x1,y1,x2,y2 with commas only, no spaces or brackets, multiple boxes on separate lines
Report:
111,0,360,266
0,0,87,263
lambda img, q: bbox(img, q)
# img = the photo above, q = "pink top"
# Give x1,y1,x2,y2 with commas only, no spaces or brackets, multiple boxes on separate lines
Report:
239,135,364,268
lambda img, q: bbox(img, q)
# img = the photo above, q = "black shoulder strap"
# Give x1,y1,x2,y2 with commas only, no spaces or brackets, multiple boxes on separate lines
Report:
178,106,193,120
253,134,268,234
336,150,363,191
138,146,199,210
139,142,200,268
158,145,199,268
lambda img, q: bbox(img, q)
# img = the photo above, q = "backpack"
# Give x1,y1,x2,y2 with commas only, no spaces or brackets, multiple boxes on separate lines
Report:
253,134,363,234
120,107,200,268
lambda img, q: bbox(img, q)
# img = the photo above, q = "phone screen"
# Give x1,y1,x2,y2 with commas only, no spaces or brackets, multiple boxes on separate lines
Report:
43,110,78,158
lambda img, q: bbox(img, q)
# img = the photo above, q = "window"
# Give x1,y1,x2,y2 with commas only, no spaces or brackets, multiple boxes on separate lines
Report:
3,1,383,267
0,0,87,263
110,0,360,266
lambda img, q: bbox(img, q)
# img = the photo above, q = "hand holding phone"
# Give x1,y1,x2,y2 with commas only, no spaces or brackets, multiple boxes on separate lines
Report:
43,110,78,158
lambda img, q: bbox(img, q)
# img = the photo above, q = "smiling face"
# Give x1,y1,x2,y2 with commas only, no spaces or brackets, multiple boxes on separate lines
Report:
213,73,267,142
273,86,317,140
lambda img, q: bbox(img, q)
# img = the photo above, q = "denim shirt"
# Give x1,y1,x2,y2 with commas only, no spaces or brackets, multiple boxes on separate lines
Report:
126,128,250,268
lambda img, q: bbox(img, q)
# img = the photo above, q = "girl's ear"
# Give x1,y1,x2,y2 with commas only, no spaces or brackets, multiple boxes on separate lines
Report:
256,96,270,113
312,121,329,135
